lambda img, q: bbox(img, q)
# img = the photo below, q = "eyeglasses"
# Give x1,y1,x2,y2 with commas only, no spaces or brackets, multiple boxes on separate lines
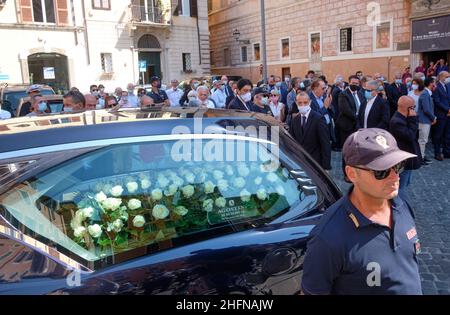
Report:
91,89,99,92
351,161,405,180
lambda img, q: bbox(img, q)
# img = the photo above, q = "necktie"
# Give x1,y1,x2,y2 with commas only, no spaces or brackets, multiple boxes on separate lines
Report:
301,115,306,133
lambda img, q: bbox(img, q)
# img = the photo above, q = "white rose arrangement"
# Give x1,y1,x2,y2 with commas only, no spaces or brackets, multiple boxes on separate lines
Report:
203,199,214,212
81,207,95,219
151,188,163,201
111,185,124,197
152,205,170,220
108,219,124,233
182,185,195,198
234,177,246,189
157,176,170,189
126,182,139,194
215,197,226,208
256,188,268,200
240,189,251,202
237,166,250,177
140,178,152,190
128,198,142,210
132,215,146,228
102,198,123,211
88,224,103,238
204,181,216,194
95,191,107,203
217,179,229,192
73,226,87,238
174,206,188,216
185,172,196,184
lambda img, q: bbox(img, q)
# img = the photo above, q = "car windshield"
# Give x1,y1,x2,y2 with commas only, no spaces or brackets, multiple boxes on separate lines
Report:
0,138,323,268
3,89,54,111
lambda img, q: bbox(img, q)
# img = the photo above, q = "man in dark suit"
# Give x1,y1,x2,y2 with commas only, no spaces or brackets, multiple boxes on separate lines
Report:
227,79,254,111
289,92,331,170
387,71,408,118
418,78,437,164
431,71,450,160
358,80,390,130
179,79,200,106
308,79,334,145
336,75,364,147
389,96,422,199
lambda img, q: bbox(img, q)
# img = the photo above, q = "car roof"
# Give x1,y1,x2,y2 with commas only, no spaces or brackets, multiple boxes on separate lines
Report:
0,108,278,156
0,84,54,93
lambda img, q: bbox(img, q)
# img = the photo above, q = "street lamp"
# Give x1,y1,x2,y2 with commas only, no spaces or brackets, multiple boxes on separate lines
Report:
232,29,250,45
260,0,268,84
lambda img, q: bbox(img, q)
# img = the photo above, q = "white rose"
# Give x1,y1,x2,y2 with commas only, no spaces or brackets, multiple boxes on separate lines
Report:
182,185,195,198
217,179,229,192
157,176,170,188
172,176,184,187
254,177,263,185
95,191,107,203
132,215,146,228
203,199,214,212
88,224,103,238
102,198,122,211
234,177,246,189
238,166,250,177
73,226,87,238
256,188,268,200
128,198,142,210
266,172,278,183
152,205,170,220
111,219,124,233
197,172,207,182
111,185,124,197
82,207,94,219
276,185,285,196
185,172,196,184
204,181,216,194
215,197,226,208
140,179,152,190
174,206,188,216
164,184,178,196
120,211,129,222
126,182,139,194
240,189,251,202
75,209,86,222
151,188,163,201
225,165,234,176
70,217,82,230
213,170,224,180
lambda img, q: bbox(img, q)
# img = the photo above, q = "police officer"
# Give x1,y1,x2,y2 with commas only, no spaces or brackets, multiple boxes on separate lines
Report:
301,128,422,295
147,76,169,107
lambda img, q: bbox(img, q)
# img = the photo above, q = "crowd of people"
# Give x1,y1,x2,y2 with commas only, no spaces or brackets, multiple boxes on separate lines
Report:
1,59,449,198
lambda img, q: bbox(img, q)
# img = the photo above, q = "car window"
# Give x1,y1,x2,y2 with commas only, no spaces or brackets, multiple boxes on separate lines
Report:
3,89,54,111
0,138,322,267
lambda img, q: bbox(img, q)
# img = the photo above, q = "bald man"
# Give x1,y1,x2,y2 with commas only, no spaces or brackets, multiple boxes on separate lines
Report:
84,94,97,110
389,96,422,197
140,95,154,108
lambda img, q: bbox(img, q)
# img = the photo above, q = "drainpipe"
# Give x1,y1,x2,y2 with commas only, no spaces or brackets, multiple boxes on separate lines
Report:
70,0,78,45
195,9,201,66
81,0,91,65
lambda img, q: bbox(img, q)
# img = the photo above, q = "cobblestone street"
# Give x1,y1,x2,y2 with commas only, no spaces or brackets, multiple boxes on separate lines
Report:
330,145,450,295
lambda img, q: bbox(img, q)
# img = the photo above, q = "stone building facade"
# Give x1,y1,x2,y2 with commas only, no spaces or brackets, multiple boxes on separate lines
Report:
0,0,211,93
208,0,450,82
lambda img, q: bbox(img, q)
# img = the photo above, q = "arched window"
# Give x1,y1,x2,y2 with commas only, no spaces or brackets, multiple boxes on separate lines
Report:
137,35,161,49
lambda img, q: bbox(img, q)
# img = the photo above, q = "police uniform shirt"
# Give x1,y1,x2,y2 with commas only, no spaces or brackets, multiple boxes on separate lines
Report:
147,89,169,104
301,188,422,295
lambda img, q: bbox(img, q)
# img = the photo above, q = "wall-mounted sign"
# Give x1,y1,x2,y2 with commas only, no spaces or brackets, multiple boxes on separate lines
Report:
139,60,147,72
43,67,56,79
412,15,450,53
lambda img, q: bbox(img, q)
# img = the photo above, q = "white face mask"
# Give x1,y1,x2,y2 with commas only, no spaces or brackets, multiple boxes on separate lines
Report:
298,104,311,115
241,92,252,102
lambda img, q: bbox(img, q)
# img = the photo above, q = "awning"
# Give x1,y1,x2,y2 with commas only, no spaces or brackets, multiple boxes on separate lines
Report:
412,15,450,53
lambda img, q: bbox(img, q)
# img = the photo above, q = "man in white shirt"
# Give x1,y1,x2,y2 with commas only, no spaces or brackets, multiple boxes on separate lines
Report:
196,86,216,109
125,83,139,108
166,79,184,107
211,80,227,108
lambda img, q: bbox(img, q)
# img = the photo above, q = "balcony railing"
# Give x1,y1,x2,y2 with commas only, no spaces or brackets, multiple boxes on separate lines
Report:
130,5,170,25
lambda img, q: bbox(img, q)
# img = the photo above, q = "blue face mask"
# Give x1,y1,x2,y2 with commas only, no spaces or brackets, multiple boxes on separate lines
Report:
365,90,374,100
38,102,47,112
64,107,73,113
421,76,426,82
275,82,282,88
395,79,402,84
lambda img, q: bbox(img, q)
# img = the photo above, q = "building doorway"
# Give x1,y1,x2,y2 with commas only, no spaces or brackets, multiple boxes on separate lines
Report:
137,34,162,85
27,53,70,93
282,67,291,79
422,50,450,73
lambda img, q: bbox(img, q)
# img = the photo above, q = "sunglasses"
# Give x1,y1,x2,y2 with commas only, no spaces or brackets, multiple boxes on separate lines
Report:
351,161,405,180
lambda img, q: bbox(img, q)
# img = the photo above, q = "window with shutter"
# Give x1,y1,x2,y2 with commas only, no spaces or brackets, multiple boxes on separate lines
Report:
56,0,69,26
20,0,33,23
